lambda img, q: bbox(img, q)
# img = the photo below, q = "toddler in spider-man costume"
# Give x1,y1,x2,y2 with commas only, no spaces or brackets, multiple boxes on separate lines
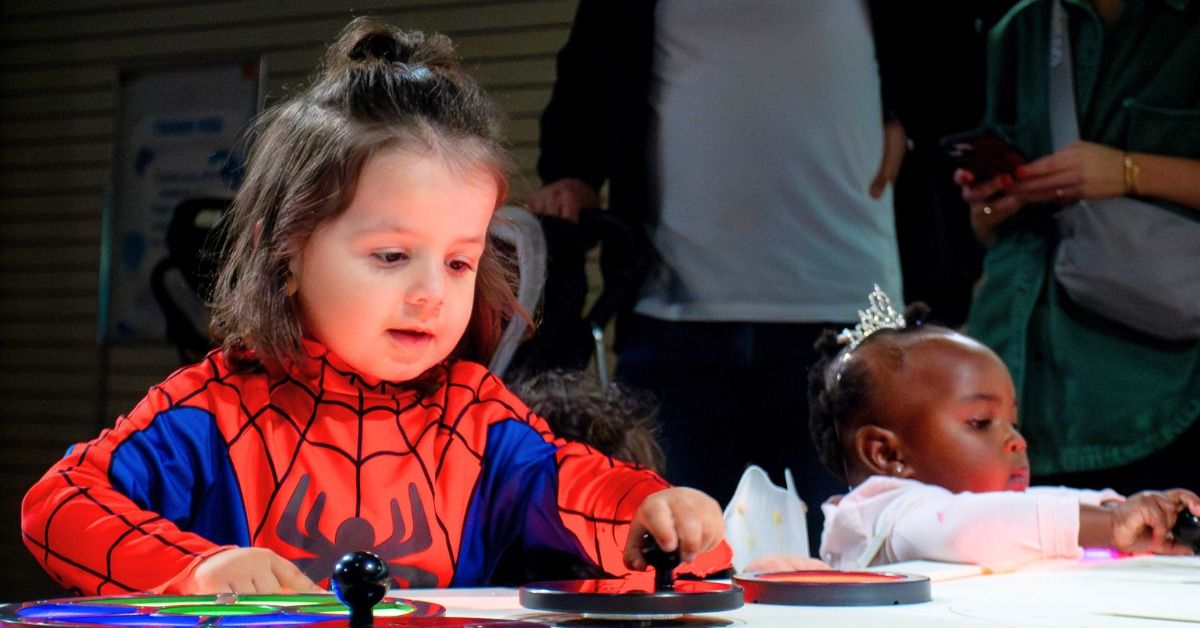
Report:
21,17,731,596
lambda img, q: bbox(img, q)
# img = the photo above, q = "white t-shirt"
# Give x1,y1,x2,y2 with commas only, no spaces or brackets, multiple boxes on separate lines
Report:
820,476,1123,572
641,0,902,322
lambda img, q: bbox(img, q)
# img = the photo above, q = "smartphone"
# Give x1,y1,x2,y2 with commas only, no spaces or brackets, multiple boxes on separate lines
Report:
939,131,1025,181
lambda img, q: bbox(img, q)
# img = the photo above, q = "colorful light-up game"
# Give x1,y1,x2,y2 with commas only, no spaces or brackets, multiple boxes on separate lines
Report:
0,593,441,626
0,551,544,627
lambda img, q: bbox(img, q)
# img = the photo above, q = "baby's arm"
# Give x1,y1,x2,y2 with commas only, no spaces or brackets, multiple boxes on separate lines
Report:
885,489,1089,571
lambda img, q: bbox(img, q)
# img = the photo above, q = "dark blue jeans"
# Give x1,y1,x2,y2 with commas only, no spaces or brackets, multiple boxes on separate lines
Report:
615,314,849,555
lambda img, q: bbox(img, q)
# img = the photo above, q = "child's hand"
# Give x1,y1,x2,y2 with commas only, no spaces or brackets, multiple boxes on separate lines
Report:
742,554,830,574
624,487,724,570
180,547,323,594
1088,489,1200,555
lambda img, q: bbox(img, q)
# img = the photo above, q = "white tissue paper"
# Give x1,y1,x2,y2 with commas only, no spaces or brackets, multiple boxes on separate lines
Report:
722,465,810,572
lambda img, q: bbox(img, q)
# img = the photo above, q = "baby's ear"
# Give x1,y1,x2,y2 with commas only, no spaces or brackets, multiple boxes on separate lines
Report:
853,425,906,479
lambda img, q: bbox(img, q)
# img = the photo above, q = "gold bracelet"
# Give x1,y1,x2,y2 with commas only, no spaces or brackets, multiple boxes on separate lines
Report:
1123,152,1141,195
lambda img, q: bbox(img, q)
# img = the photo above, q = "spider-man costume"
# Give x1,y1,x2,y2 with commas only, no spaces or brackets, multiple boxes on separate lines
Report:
22,342,731,595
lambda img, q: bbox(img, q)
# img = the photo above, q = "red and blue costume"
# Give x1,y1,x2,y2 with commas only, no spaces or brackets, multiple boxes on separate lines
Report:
22,343,731,595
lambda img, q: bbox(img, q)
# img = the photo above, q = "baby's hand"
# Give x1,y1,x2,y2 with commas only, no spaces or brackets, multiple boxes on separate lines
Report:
742,554,830,574
624,487,724,570
1108,489,1200,555
180,547,323,594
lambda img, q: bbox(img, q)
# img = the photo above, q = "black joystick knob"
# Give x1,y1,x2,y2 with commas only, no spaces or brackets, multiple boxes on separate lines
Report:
332,550,390,627
1173,509,1200,554
641,533,681,591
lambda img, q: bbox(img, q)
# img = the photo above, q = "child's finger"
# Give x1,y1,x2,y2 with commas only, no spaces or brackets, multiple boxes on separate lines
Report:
252,572,281,595
1144,497,1174,545
674,514,704,563
642,501,679,552
1160,539,1197,556
273,554,320,593
1165,488,1200,512
623,524,649,571
230,576,256,594
699,520,723,555
624,502,677,569
700,509,726,555
1156,493,1185,527
1139,495,1170,529
670,489,724,559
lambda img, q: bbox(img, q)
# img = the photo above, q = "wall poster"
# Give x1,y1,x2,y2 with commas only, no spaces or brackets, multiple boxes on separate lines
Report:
101,59,263,344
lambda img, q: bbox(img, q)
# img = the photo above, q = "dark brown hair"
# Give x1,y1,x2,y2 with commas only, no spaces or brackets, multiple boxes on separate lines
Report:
209,16,516,373
512,370,666,474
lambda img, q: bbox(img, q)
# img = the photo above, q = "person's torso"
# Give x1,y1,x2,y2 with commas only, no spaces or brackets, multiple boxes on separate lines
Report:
149,357,535,588
988,0,1200,161
970,0,1200,474
641,0,901,322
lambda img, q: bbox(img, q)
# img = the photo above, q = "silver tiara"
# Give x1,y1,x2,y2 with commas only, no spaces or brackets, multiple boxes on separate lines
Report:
836,285,906,351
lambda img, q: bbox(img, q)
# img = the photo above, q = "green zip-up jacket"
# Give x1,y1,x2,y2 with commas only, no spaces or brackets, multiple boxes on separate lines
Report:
966,0,1200,475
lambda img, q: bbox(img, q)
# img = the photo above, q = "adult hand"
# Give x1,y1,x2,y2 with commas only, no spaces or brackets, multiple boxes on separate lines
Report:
954,168,1020,245
179,547,323,594
1011,140,1126,203
869,119,908,199
525,177,599,222
1107,489,1200,555
624,487,725,570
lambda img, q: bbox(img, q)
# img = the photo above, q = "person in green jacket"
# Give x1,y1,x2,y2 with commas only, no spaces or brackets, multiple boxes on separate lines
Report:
955,0,1200,494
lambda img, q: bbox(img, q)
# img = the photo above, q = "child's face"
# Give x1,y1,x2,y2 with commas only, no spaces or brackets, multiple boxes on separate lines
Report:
289,147,497,382
880,334,1030,493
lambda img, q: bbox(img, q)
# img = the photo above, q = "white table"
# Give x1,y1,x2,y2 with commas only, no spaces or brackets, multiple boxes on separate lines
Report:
403,556,1200,626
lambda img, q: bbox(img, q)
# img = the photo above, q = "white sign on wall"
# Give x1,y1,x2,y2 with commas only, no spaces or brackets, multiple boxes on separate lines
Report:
101,60,262,343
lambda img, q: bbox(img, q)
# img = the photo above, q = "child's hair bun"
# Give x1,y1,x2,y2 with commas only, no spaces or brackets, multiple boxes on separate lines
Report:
903,302,931,327
321,16,458,78
812,328,844,359
348,32,406,64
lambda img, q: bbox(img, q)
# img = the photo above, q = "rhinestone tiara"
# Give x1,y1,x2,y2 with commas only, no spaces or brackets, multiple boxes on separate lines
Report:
836,284,906,351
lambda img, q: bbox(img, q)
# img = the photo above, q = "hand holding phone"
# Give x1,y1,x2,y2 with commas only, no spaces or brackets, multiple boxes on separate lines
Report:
940,131,1025,181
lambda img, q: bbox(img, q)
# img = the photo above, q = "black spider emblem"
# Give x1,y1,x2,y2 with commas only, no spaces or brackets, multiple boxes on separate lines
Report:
276,474,438,587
